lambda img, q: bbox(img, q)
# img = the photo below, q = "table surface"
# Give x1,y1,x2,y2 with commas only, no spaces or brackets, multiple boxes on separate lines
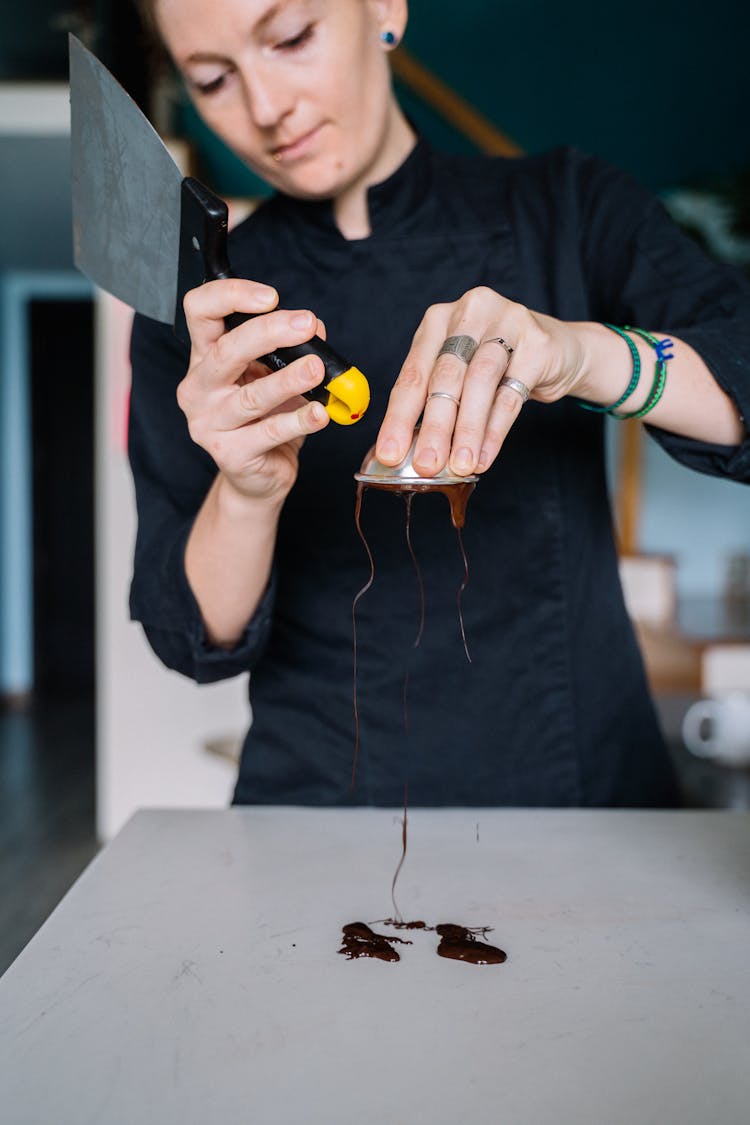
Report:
1,808,749,1125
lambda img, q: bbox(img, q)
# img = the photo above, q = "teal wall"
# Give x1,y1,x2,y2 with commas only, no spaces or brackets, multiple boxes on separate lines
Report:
405,0,748,192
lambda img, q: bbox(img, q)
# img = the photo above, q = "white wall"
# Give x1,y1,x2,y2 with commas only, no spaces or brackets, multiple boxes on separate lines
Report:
95,293,249,840
607,418,750,596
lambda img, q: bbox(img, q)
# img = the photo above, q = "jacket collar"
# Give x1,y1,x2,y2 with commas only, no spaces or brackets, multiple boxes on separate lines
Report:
273,133,432,241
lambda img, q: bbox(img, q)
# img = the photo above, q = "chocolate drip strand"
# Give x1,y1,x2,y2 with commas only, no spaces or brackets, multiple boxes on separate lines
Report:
403,492,425,648
351,483,375,789
390,782,408,923
455,525,472,664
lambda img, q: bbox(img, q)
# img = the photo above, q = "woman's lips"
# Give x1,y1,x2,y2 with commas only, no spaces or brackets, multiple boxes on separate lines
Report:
272,124,323,163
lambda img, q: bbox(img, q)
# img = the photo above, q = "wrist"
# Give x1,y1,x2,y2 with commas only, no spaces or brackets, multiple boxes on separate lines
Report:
570,322,652,414
214,472,286,526
570,322,626,404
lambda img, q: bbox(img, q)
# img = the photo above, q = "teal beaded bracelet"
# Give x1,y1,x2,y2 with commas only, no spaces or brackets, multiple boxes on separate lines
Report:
577,323,641,414
611,326,672,420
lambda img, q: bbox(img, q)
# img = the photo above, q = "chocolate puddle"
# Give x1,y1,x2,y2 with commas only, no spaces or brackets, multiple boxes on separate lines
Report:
338,922,413,962
434,923,507,965
338,918,507,965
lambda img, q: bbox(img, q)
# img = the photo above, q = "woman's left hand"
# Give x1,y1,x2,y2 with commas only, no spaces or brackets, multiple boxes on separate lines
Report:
375,287,588,476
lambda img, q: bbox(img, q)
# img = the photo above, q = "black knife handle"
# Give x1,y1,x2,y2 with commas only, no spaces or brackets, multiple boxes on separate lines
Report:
175,177,352,407
223,311,352,408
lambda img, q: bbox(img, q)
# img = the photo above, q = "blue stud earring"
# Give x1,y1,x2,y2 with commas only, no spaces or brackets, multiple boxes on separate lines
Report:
380,30,397,46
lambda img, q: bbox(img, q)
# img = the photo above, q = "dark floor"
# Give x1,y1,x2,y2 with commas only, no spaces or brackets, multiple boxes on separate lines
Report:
0,696,98,977
1,693,749,979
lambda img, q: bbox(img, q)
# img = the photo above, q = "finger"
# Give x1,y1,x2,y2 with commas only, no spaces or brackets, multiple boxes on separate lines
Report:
474,378,528,472
196,308,319,389
213,354,325,431
447,338,512,475
412,342,482,477
184,279,279,357
375,305,452,466
218,400,329,474
470,316,551,470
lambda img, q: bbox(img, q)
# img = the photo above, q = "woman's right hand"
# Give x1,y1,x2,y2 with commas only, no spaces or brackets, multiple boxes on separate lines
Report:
177,278,330,507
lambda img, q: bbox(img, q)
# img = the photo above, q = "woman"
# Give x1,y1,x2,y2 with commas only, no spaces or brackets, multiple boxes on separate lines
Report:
130,0,750,806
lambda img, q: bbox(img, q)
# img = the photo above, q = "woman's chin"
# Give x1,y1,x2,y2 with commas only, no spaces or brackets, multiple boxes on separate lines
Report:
260,157,357,202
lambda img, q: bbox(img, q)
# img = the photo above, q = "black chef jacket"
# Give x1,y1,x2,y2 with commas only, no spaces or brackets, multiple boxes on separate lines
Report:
129,139,750,808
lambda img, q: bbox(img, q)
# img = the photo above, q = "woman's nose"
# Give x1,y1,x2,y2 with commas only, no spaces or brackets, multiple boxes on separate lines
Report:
242,66,293,130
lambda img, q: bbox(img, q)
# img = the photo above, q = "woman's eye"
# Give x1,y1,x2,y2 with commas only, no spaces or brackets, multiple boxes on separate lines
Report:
193,74,227,96
277,23,315,51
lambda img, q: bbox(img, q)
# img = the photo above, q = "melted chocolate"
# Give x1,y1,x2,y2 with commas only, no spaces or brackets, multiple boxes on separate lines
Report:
338,922,412,962
350,486,375,789
435,923,507,965
343,918,508,965
404,492,425,648
351,481,474,787
346,477,501,966
390,782,409,922
455,524,471,663
356,479,475,529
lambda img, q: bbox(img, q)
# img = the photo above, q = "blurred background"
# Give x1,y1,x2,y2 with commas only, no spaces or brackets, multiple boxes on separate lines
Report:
1,0,749,973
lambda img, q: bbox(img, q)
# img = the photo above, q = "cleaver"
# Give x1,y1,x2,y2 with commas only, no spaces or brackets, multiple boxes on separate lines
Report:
68,35,369,425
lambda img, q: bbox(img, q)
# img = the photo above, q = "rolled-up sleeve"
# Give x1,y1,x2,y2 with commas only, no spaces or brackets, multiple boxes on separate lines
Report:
576,150,750,482
128,312,276,683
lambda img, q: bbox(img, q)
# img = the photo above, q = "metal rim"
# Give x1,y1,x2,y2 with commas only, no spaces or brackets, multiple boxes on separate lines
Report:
354,473,479,486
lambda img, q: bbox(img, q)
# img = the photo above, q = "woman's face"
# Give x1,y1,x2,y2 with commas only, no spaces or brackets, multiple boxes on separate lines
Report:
155,0,407,200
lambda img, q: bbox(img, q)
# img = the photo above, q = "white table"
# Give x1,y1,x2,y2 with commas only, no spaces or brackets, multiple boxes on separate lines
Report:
1,808,749,1124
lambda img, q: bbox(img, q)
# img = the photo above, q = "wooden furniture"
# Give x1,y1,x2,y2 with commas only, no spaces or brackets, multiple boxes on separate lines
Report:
636,595,750,695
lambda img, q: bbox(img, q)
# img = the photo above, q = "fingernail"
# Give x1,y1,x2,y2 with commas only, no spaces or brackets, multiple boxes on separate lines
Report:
292,311,313,329
477,448,491,472
417,447,437,470
252,285,277,305
378,438,400,462
454,447,473,473
309,402,327,425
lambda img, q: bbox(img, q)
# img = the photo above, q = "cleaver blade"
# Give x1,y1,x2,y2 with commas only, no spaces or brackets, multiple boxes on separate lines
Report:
68,35,370,425
69,33,181,327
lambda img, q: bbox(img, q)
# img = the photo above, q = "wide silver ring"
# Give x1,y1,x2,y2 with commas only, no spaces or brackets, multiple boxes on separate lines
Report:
427,391,461,408
437,334,478,365
487,336,515,358
498,375,531,403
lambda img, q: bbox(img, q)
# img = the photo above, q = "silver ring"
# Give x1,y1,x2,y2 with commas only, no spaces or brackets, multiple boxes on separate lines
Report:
437,334,478,365
498,376,530,403
427,391,461,408
487,336,515,358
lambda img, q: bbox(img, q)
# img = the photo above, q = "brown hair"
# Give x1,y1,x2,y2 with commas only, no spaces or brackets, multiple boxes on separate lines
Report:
132,0,170,76
134,0,158,37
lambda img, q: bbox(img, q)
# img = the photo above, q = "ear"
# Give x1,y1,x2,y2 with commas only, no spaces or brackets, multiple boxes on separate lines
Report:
367,0,408,45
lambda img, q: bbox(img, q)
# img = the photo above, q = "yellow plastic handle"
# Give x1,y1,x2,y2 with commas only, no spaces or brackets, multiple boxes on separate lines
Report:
323,367,371,426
